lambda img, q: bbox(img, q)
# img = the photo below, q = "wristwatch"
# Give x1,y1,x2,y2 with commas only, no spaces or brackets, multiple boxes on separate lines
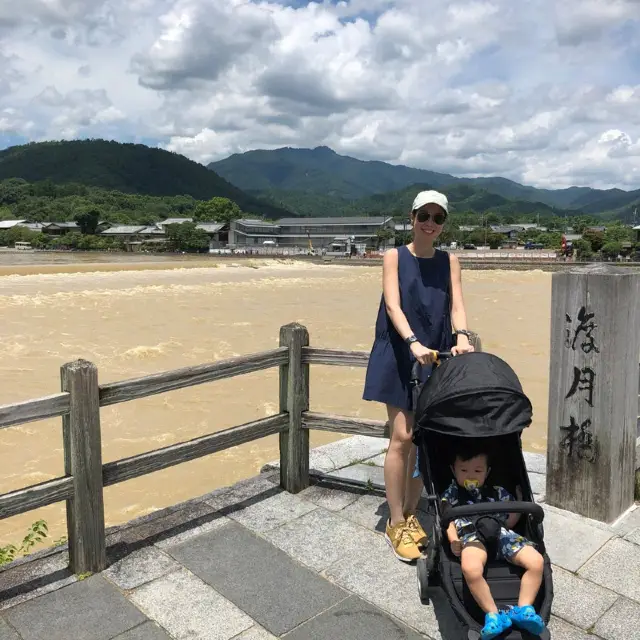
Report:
404,334,418,346
455,330,472,339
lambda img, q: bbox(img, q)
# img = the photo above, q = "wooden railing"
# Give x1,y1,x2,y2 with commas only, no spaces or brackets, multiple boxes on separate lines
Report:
0,316,638,577
0,323,393,575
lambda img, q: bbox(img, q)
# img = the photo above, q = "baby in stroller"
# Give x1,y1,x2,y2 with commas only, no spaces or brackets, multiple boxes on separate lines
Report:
443,443,546,639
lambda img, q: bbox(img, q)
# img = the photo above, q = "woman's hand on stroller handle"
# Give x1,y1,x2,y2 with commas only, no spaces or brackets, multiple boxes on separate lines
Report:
409,341,439,365
441,501,545,528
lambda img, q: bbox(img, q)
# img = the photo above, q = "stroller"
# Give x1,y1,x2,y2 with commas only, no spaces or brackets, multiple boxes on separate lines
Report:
411,351,553,640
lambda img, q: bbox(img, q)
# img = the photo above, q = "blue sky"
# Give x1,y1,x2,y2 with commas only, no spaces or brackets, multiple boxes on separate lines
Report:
1,0,639,189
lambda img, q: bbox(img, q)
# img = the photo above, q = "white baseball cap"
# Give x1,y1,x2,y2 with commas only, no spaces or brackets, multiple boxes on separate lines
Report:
411,190,448,214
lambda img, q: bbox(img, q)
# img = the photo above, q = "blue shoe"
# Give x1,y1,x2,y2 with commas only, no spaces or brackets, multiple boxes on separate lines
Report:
509,605,545,635
480,611,512,639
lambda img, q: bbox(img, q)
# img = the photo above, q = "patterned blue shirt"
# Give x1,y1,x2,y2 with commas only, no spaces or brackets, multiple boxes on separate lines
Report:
441,480,513,537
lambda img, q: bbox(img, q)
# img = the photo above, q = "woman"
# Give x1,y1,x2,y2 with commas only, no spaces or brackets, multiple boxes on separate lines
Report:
362,189,475,562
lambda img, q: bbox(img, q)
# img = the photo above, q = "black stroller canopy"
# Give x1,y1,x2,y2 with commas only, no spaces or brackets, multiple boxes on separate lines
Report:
414,352,533,438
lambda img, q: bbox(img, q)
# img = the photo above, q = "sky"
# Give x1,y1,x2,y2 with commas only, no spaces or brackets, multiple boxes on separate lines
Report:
1,0,640,190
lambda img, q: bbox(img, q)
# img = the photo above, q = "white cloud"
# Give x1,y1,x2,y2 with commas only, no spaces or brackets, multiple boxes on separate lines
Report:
1,0,640,189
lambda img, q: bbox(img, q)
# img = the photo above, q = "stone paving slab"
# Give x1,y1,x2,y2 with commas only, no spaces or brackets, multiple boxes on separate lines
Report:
367,452,386,466
323,530,461,640
338,492,391,534
214,487,317,533
233,626,277,640
542,502,615,533
578,538,640,603
153,512,231,550
5,575,147,640
592,597,640,640
282,595,426,640
528,471,546,497
113,622,172,640
549,566,619,630
264,507,381,572
614,505,640,536
523,451,547,475
297,483,362,511
262,435,388,474
104,547,181,591
330,463,385,487
130,567,254,640
0,551,77,612
0,618,20,640
203,474,318,533
548,616,605,639
167,521,348,636
541,508,614,572
105,499,224,561
625,527,640,545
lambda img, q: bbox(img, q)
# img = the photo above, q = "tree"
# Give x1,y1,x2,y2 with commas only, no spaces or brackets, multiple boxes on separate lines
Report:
603,223,632,244
582,229,605,252
394,230,412,246
465,229,487,246
573,238,593,260
193,197,242,223
601,241,623,260
74,208,101,234
486,232,503,249
0,178,27,206
165,222,209,252
375,228,394,248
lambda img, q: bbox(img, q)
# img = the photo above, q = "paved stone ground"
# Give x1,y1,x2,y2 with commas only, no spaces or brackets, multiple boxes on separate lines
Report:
1,435,639,640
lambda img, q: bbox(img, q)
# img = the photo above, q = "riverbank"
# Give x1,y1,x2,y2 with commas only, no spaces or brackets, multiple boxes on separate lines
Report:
2,247,639,276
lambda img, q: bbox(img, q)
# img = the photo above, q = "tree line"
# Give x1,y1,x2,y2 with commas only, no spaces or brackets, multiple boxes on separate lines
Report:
0,177,637,255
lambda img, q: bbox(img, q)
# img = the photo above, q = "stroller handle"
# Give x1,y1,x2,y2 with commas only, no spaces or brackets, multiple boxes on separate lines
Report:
410,351,453,383
441,501,545,527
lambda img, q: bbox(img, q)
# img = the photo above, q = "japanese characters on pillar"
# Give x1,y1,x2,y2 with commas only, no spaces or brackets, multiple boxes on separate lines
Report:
560,306,599,464
546,266,640,524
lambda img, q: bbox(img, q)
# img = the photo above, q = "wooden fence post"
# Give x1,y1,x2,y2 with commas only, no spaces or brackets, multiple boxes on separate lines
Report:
61,359,106,573
279,323,310,493
546,265,640,523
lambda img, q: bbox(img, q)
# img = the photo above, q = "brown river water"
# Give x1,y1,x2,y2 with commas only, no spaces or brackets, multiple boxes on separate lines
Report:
0,252,551,547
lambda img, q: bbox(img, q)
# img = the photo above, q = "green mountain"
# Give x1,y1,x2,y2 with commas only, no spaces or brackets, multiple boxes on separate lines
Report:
209,146,640,217
0,140,293,219
256,182,568,219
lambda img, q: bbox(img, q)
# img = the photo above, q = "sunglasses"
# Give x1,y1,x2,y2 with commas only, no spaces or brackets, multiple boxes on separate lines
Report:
415,210,447,225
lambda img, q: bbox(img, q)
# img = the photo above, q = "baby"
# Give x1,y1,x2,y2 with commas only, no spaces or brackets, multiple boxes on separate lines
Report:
442,446,546,639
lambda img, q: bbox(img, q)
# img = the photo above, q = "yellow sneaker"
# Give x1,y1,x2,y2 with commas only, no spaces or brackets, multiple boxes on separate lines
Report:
385,519,421,562
404,513,428,546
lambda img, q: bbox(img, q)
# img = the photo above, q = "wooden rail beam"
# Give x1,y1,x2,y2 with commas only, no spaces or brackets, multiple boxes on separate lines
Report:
0,393,70,430
103,413,288,486
302,347,369,367
0,477,74,520
99,348,288,406
303,411,389,438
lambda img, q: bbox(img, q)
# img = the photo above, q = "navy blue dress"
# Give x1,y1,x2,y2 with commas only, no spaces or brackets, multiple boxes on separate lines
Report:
362,245,454,411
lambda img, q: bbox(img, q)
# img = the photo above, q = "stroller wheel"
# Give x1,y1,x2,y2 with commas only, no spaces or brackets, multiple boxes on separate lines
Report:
417,554,430,604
